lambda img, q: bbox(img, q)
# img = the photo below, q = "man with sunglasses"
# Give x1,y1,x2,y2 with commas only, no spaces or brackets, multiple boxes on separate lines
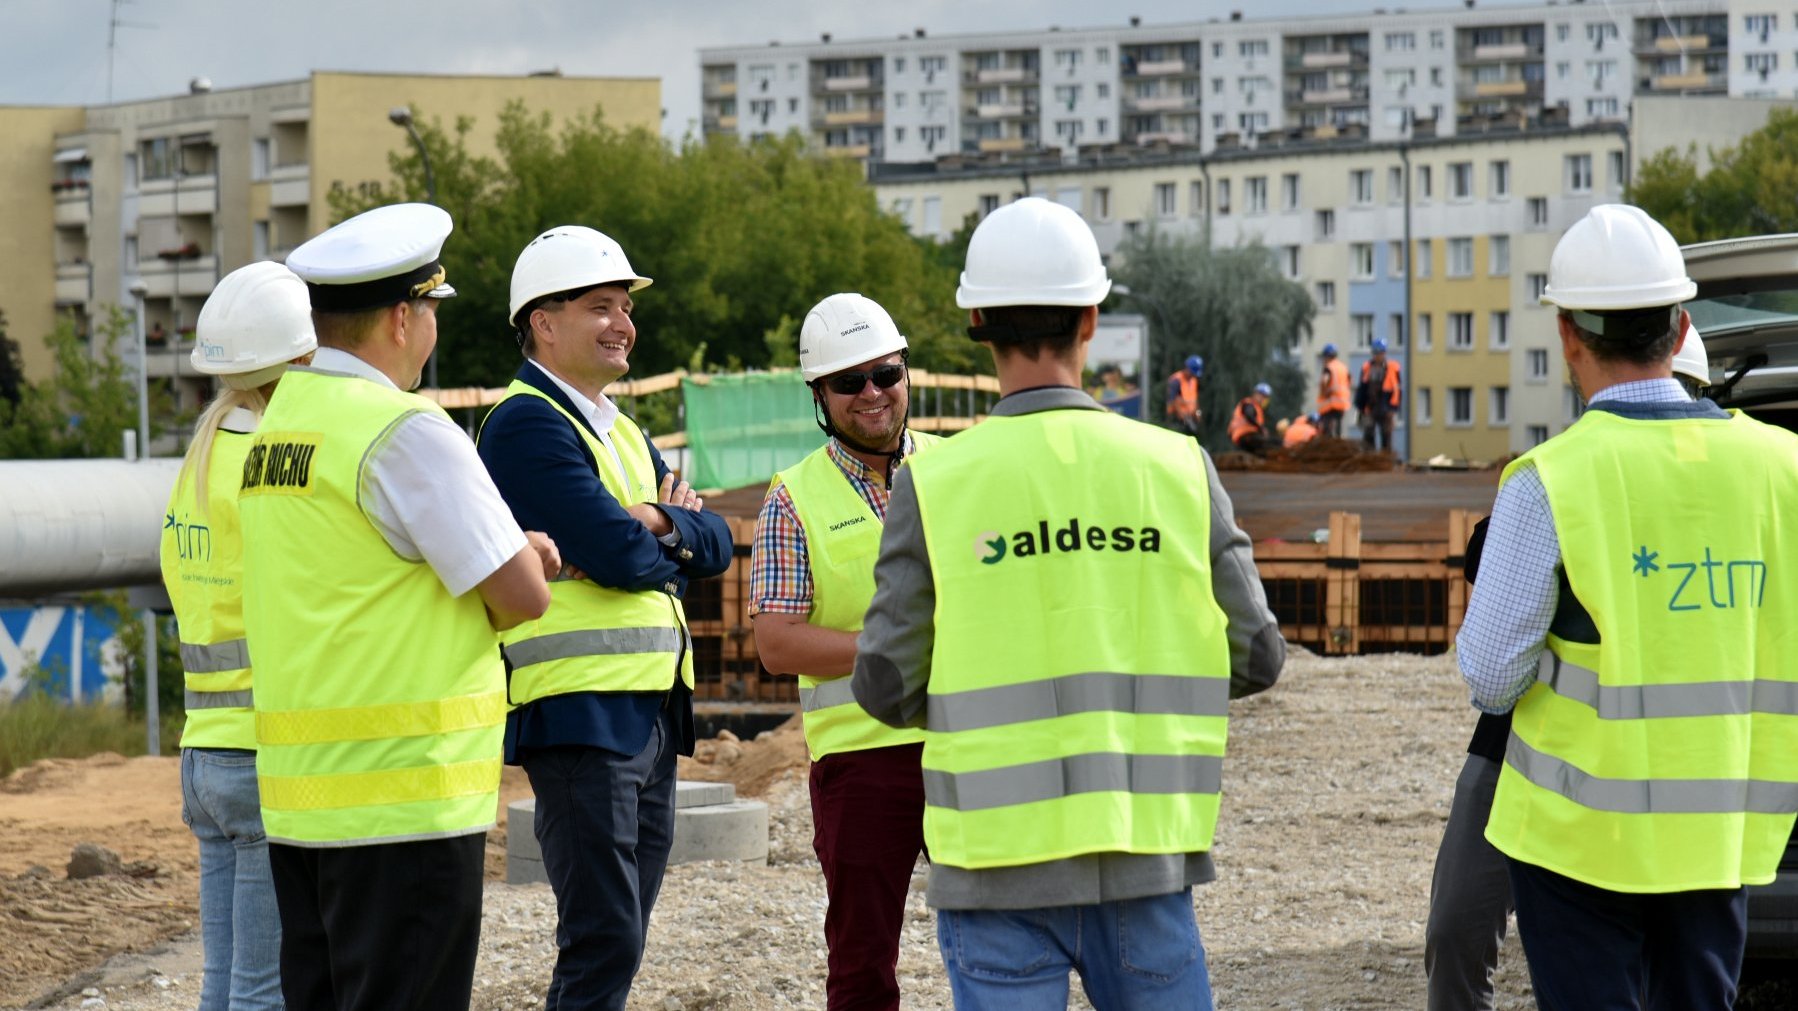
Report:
476,225,734,1011
751,292,942,1011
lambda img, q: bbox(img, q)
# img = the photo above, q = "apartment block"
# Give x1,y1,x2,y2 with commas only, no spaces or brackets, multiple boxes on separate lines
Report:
701,0,1728,169
2,71,658,404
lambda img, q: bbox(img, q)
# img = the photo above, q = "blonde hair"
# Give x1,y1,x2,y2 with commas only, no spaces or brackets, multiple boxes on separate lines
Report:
177,385,272,518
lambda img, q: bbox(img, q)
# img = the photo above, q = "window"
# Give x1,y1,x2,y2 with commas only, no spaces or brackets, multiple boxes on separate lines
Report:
1586,97,1620,118
921,56,946,77
894,92,907,109
1587,59,1618,86
1315,208,1336,240
1430,66,1444,86
1282,173,1300,211
1389,240,1406,277
1448,237,1473,277
1417,164,1432,200
1093,187,1112,221
1450,312,1474,349
1385,68,1417,89
1240,39,1269,58
920,125,946,150
1556,23,1570,42
1096,47,1111,63
1054,84,1082,109
1097,82,1110,98
1190,180,1206,216
1607,150,1626,189
1490,160,1510,198
253,220,270,259
1239,111,1269,133
1449,161,1473,200
1350,169,1373,205
1430,29,1445,49
1556,61,1570,80
1054,48,1082,71
1586,22,1619,47
1746,14,1776,39
1527,348,1550,381
1246,176,1268,214
1528,424,1550,446
1528,272,1548,301
1055,119,1084,144
1388,166,1404,202
978,194,1001,217
894,126,906,143
1567,154,1594,193
1216,179,1231,215
923,196,942,234
1449,387,1474,427
252,138,270,180
1566,384,1584,422
1490,386,1510,425
1418,313,1433,351
1415,238,1432,278
1281,245,1301,279
1489,235,1510,276
1490,310,1510,349
1054,187,1082,214
1316,281,1336,309
1352,314,1376,348
1351,242,1375,279
1097,118,1109,136
139,137,173,181
1155,182,1177,218
1390,313,1407,348
1416,387,1433,427
1746,52,1777,75
1527,196,1549,228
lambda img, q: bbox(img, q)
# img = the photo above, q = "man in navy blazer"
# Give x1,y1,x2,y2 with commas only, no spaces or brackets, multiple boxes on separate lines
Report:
477,226,733,1011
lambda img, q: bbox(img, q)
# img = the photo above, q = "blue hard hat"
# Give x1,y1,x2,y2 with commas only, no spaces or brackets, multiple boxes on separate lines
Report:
1371,337,1388,353
1321,342,1338,356
1307,411,1320,424
1254,382,1272,397
1185,354,1204,375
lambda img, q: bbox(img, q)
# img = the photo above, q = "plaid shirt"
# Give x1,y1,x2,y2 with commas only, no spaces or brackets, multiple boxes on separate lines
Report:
749,435,912,616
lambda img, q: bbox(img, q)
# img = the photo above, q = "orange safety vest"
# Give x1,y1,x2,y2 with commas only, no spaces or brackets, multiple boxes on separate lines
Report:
1228,397,1266,444
1283,416,1318,448
1361,357,1402,409
1318,359,1351,414
1167,371,1200,421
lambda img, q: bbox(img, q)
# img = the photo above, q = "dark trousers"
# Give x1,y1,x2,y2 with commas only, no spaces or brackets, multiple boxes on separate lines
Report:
1319,409,1345,439
1424,754,1512,1011
268,834,485,1011
1363,410,1396,451
810,742,927,1011
1233,432,1270,456
522,707,678,1011
1508,856,1746,1010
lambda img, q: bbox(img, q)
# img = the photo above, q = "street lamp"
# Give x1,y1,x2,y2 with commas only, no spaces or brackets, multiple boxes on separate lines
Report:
128,278,150,460
388,106,440,390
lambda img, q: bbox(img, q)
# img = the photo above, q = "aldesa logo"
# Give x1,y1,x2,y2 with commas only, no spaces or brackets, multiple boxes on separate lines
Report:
974,519,1162,565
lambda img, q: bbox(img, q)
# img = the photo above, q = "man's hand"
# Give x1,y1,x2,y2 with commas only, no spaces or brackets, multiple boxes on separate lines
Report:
659,473,703,512
525,530,561,581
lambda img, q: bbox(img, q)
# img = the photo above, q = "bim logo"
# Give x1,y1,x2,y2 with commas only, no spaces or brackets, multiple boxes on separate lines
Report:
973,519,1163,565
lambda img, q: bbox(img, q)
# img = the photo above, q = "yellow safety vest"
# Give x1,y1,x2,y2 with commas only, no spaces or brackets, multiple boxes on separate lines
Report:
771,434,941,761
481,380,693,705
1486,408,1798,892
240,366,505,847
162,423,256,750
908,408,1232,870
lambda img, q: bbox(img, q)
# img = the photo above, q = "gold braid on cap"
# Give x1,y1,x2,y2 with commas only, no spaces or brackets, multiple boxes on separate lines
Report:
409,265,447,299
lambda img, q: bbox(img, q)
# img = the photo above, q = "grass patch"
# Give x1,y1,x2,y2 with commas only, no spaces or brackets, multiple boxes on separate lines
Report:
0,694,180,779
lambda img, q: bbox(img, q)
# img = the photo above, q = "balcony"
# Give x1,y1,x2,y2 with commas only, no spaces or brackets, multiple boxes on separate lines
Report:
1473,80,1529,97
1646,33,1723,53
1125,95,1195,112
822,75,875,92
137,254,219,300
1132,131,1194,145
55,263,90,305
1299,51,1356,69
703,80,738,97
823,144,872,158
978,137,1028,153
1650,70,1725,91
821,109,882,126
973,102,1034,119
269,163,309,208
974,67,1030,84
1134,58,1189,76
717,115,738,130
54,188,90,227
138,176,218,218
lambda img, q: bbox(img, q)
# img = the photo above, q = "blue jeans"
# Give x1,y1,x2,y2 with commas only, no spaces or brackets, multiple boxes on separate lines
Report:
182,748,283,1011
935,889,1213,1011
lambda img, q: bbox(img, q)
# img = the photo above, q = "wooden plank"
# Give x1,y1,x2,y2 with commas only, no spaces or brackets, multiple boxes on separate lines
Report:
1325,511,1363,654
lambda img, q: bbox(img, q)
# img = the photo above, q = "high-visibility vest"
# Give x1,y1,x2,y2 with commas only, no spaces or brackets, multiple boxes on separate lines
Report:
1227,397,1265,444
1485,408,1798,892
1284,416,1318,448
240,367,505,847
162,424,256,750
770,433,942,761
482,381,693,705
907,408,1232,870
1318,359,1351,414
1360,358,1401,409
1167,372,1200,421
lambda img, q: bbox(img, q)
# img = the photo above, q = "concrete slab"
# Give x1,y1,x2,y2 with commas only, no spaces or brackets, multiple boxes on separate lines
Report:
507,780,767,885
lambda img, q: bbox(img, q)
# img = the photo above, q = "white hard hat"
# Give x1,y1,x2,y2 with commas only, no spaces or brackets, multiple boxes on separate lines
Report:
955,197,1111,309
1672,319,1709,386
1540,204,1696,312
193,261,318,390
800,293,908,381
509,225,652,328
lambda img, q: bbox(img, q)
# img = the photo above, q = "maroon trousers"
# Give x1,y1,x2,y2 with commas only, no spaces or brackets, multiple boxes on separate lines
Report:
808,741,927,1011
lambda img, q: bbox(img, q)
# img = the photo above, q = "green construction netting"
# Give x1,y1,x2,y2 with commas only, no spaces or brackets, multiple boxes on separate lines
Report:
682,372,825,490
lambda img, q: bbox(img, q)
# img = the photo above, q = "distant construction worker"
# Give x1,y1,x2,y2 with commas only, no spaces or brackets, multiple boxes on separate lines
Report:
1284,411,1320,449
1228,381,1274,454
244,203,558,1011
1458,204,1798,1010
477,225,734,1011
853,197,1284,1010
1359,337,1402,452
161,262,316,1011
1165,353,1204,436
1673,319,1709,399
1316,343,1351,438
750,293,942,1011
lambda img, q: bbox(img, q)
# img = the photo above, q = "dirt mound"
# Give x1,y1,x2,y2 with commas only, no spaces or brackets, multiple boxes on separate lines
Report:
1215,437,1399,474
0,859,193,1008
679,713,809,797
2,752,129,795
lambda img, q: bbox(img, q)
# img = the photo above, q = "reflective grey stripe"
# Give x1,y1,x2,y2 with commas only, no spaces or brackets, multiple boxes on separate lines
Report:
927,672,1230,734
185,689,254,710
503,627,682,669
1538,653,1798,720
923,752,1222,813
1505,733,1798,815
180,639,250,674
799,677,858,713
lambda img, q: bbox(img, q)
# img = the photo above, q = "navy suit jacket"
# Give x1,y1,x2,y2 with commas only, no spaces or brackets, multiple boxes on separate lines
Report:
477,362,734,760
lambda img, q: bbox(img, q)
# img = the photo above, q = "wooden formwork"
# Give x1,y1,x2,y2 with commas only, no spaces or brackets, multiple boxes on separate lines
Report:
687,508,1488,703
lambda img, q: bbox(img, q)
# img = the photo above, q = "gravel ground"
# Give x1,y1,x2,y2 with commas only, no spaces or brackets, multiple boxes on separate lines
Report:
35,650,1530,1010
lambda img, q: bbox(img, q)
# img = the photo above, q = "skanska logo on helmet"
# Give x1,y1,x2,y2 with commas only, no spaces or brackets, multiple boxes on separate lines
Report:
974,519,1163,565
839,322,871,337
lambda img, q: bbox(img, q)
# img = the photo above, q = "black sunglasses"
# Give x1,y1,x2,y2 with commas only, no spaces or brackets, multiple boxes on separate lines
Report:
823,363,906,396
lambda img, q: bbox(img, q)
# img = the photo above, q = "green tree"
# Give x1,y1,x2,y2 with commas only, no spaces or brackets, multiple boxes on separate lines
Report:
1630,108,1798,243
331,105,978,393
0,307,171,459
0,309,26,406
1109,228,1314,451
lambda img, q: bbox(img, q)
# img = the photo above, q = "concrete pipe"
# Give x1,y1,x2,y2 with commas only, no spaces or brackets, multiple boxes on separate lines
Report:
0,460,181,596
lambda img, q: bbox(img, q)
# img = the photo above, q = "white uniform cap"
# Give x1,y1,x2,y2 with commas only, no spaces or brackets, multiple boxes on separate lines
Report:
286,203,457,312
